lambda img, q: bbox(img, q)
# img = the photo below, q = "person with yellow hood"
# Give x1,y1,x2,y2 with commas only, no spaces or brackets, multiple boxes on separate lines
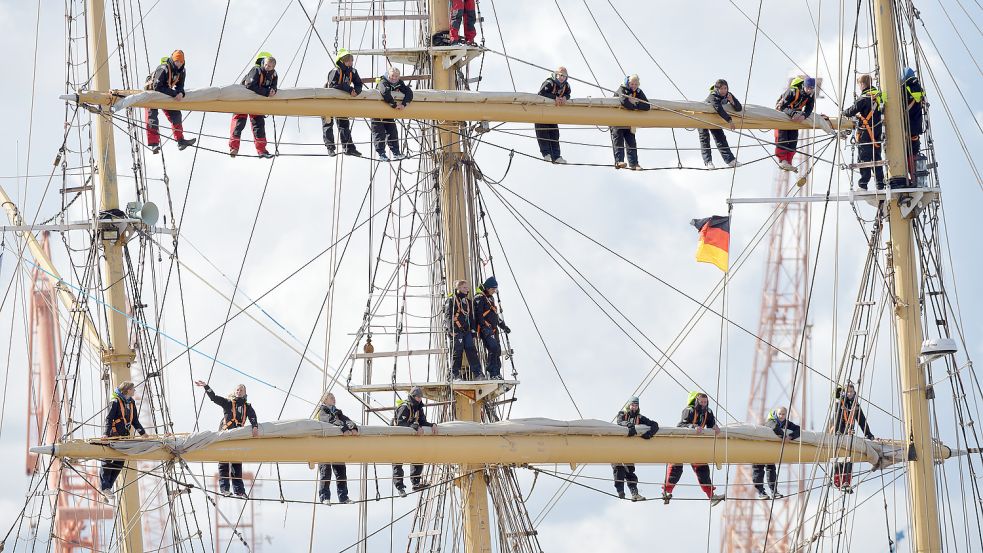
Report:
662,392,725,506
751,406,800,500
323,49,364,157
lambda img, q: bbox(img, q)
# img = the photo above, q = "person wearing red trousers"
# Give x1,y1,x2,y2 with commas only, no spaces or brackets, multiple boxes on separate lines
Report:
662,392,726,506
449,0,478,46
773,76,816,172
829,383,874,493
145,50,196,154
230,53,277,159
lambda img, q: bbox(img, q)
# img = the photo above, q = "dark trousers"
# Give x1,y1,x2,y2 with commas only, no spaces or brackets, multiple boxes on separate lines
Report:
774,129,799,163
371,119,401,155
479,327,502,378
146,109,184,145
611,128,638,165
393,463,424,490
218,462,245,495
322,117,353,150
612,464,639,495
318,463,349,501
857,142,884,188
100,459,125,491
451,331,482,378
664,463,715,497
535,124,561,158
449,0,477,42
698,128,735,164
752,464,777,494
832,461,853,488
230,114,267,153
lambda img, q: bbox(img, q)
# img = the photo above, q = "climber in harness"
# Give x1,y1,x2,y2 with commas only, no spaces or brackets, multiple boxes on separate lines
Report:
902,67,926,178
323,48,364,157
194,379,259,497
774,76,816,172
663,392,726,506
828,382,874,493
230,53,277,159
392,387,438,497
144,50,196,154
316,392,358,504
535,66,571,164
99,381,147,501
372,66,413,161
752,406,801,500
446,279,483,380
612,74,650,171
449,0,478,46
473,276,511,380
699,78,742,169
841,74,884,190
614,396,659,501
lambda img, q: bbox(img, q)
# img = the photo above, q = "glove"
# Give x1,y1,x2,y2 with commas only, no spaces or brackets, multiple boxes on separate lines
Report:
865,432,875,441
627,425,637,437
641,429,656,440
345,421,356,430
500,324,511,335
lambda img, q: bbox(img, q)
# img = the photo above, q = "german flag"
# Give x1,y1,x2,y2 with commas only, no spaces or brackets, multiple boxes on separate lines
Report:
690,215,730,272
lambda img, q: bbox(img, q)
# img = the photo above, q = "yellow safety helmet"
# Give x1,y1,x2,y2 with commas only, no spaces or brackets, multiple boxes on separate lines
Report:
255,51,273,65
335,48,353,64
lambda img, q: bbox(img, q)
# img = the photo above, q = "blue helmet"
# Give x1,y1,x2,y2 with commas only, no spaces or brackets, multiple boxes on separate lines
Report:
902,67,915,81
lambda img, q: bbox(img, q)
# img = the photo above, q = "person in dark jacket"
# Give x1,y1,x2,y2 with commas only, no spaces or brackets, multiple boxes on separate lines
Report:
611,74,649,170
392,387,438,496
699,79,742,168
371,67,413,161
535,67,571,164
774,76,816,172
613,396,658,501
752,406,801,499
449,0,478,46
662,392,725,506
473,276,510,380
316,392,358,504
144,50,196,154
323,49,364,157
829,382,874,493
230,53,277,158
901,67,926,177
446,279,482,380
99,381,147,500
841,74,884,190
194,379,259,497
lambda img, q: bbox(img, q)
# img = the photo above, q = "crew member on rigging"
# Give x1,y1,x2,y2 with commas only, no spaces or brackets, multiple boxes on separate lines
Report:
372,66,412,162
99,381,147,501
901,67,926,179
699,79,742,169
535,66,571,164
473,276,510,380
230,53,277,159
751,406,800,500
828,382,874,493
614,396,659,502
194,379,259,498
612,74,649,171
774,76,816,172
446,279,483,380
144,50,196,154
392,387,438,497
323,49,364,157
662,392,726,506
316,392,358,504
841,74,885,190
449,0,478,46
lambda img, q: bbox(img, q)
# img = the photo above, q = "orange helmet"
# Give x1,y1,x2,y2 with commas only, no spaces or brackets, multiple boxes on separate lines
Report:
171,50,185,64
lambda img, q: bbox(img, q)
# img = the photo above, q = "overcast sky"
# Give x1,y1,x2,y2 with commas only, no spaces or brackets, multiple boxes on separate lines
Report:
1,0,981,551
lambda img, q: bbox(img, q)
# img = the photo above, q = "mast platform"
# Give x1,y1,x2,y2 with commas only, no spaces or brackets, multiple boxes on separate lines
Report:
350,45,484,69
348,380,518,403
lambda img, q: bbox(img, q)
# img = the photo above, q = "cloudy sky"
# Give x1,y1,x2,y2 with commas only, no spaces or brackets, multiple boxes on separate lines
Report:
1,0,981,551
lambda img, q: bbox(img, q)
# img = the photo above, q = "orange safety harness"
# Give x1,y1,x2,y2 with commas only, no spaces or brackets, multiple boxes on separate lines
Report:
689,406,709,429
109,398,135,436
783,87,811,112
225,399,248,429
550,80,569,98
333,68,353,86
839,398,857,429
479,293,498,331
856,91,882,148
452,295,471,330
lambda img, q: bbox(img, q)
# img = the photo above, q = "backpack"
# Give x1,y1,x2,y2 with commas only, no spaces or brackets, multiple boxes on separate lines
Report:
144,57,170,91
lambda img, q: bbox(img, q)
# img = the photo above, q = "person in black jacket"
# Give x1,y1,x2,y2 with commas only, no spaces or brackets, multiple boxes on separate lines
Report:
446,279,482,380
99,381,147,500
829,382,874,493
392,387,438,496
323,49,364,157
699,79,742,169
535,67,571,164
614,396,658,501
194,379,259,497
230,53,277,158
611,74,650,170
316,392,358,504
473,276,510,380
144,50,196,154
774,76,816,172
841,74,884,190
371,67,413,161
901,67,926,178
662,392,726,506
752,406,801,499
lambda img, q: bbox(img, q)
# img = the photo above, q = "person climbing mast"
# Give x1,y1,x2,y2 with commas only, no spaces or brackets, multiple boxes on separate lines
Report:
230,53,277,159
614,396,659,501
774,76,816,172
535,67,571,164
699,79,742,169
829,382,874,493
473,276,511,380
841,74,884,190
323,48,364,157
663,392,726,506
144,50,196,154
901,67,926,180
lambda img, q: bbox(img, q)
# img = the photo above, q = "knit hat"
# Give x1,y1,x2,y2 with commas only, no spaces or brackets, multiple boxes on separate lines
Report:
629,396,640,405
409,386,423,398
482,276,498,289
804,77,816,88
